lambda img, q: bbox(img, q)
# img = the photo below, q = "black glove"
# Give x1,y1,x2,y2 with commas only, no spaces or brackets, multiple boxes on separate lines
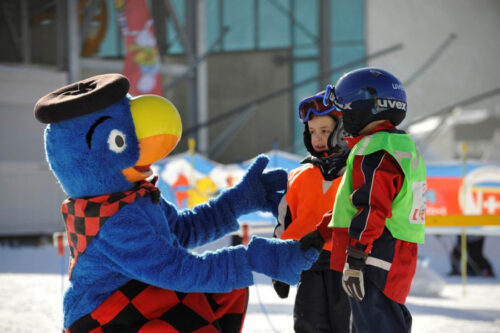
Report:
342,246,368,301
272,279,290,299
299,230,325,251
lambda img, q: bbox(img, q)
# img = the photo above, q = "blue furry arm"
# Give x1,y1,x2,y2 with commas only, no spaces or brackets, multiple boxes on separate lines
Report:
160,197,239,249
95,208,254,292
159,155,287,249
246,235,319,285
94,203,319,290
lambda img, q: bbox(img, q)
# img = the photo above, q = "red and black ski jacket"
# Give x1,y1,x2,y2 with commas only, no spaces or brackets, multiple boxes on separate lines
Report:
339,121,418,304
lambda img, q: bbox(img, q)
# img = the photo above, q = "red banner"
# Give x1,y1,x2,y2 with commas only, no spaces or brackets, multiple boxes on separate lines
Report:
115,0,163,96
426,178,462,216
427,168,500,217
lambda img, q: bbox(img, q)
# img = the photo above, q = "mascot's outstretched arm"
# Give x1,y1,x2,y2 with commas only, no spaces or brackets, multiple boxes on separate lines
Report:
167,155,286,249
90,210,316,292
34,74,318,331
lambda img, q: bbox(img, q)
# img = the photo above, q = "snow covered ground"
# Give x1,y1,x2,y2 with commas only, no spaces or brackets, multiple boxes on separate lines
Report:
1,234,499,332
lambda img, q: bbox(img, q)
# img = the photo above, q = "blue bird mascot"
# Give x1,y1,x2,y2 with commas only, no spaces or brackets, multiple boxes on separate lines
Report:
34,74,318,333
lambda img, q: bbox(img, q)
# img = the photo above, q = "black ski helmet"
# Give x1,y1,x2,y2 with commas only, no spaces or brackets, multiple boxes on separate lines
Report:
298,90,348,158
324,67,407,136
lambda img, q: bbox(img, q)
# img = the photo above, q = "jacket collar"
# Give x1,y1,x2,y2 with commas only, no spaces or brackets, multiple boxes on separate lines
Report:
344,121,396,149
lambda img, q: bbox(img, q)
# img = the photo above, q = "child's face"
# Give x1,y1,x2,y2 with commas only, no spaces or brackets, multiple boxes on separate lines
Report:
307,115,336,152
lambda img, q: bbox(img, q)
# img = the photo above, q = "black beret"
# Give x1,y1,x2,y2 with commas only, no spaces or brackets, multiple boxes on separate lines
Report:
34,73,130,124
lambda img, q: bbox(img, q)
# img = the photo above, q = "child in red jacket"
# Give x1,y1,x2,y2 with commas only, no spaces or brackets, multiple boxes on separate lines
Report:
323,67,427,333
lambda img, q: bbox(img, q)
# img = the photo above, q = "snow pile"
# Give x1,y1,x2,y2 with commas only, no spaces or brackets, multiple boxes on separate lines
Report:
410,257,446,297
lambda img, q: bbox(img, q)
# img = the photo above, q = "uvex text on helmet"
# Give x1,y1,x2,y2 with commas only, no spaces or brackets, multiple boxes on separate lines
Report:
329,67,407,135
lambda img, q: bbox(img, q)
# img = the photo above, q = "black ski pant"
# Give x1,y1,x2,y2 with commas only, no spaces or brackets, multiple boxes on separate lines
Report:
294,269,352,333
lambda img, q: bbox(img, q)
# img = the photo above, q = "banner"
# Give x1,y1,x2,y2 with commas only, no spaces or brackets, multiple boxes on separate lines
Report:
152,152,500,226
115,0,163,95
426,164,500,216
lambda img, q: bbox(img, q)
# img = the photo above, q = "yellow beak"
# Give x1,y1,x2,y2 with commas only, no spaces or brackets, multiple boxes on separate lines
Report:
122,95,182,183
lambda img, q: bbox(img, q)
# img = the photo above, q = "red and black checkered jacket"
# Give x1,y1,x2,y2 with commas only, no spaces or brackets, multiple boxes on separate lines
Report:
67,280,248,333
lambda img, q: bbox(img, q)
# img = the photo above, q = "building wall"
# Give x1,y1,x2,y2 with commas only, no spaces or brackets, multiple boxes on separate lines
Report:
154,49,292,163
364,0,500,160
0,67,68,235
0,0,366,162
365,0,500,126
206,50,292,162
0,67,67,163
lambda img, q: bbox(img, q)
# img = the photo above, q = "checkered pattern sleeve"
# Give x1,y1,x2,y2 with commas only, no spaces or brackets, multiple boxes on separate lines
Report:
162,195,240,250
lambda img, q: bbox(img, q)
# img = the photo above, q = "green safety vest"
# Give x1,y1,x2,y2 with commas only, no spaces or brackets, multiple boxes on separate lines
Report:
329,131,427,244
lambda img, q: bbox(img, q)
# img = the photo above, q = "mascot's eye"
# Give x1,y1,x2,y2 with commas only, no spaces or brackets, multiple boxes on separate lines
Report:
107,129,127,153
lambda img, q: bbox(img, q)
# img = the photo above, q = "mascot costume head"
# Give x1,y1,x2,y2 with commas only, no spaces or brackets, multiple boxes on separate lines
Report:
34,74,319,332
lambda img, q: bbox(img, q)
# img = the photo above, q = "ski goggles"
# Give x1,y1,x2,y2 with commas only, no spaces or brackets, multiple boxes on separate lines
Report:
298,92,338,122
323,84,336,107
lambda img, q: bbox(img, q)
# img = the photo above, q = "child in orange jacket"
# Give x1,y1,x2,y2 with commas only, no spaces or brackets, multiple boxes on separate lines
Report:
273,90,352,333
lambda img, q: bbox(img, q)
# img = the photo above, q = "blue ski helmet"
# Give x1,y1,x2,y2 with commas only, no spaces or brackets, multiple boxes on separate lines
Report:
324,67,407,136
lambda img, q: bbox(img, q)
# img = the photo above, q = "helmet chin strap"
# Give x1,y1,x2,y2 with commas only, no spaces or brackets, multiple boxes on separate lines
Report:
328,117,349,153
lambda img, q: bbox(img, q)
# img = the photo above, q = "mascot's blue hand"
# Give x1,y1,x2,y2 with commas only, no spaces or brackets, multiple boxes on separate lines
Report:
246,236,319,285
222,155,287,217
261,168,288,217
